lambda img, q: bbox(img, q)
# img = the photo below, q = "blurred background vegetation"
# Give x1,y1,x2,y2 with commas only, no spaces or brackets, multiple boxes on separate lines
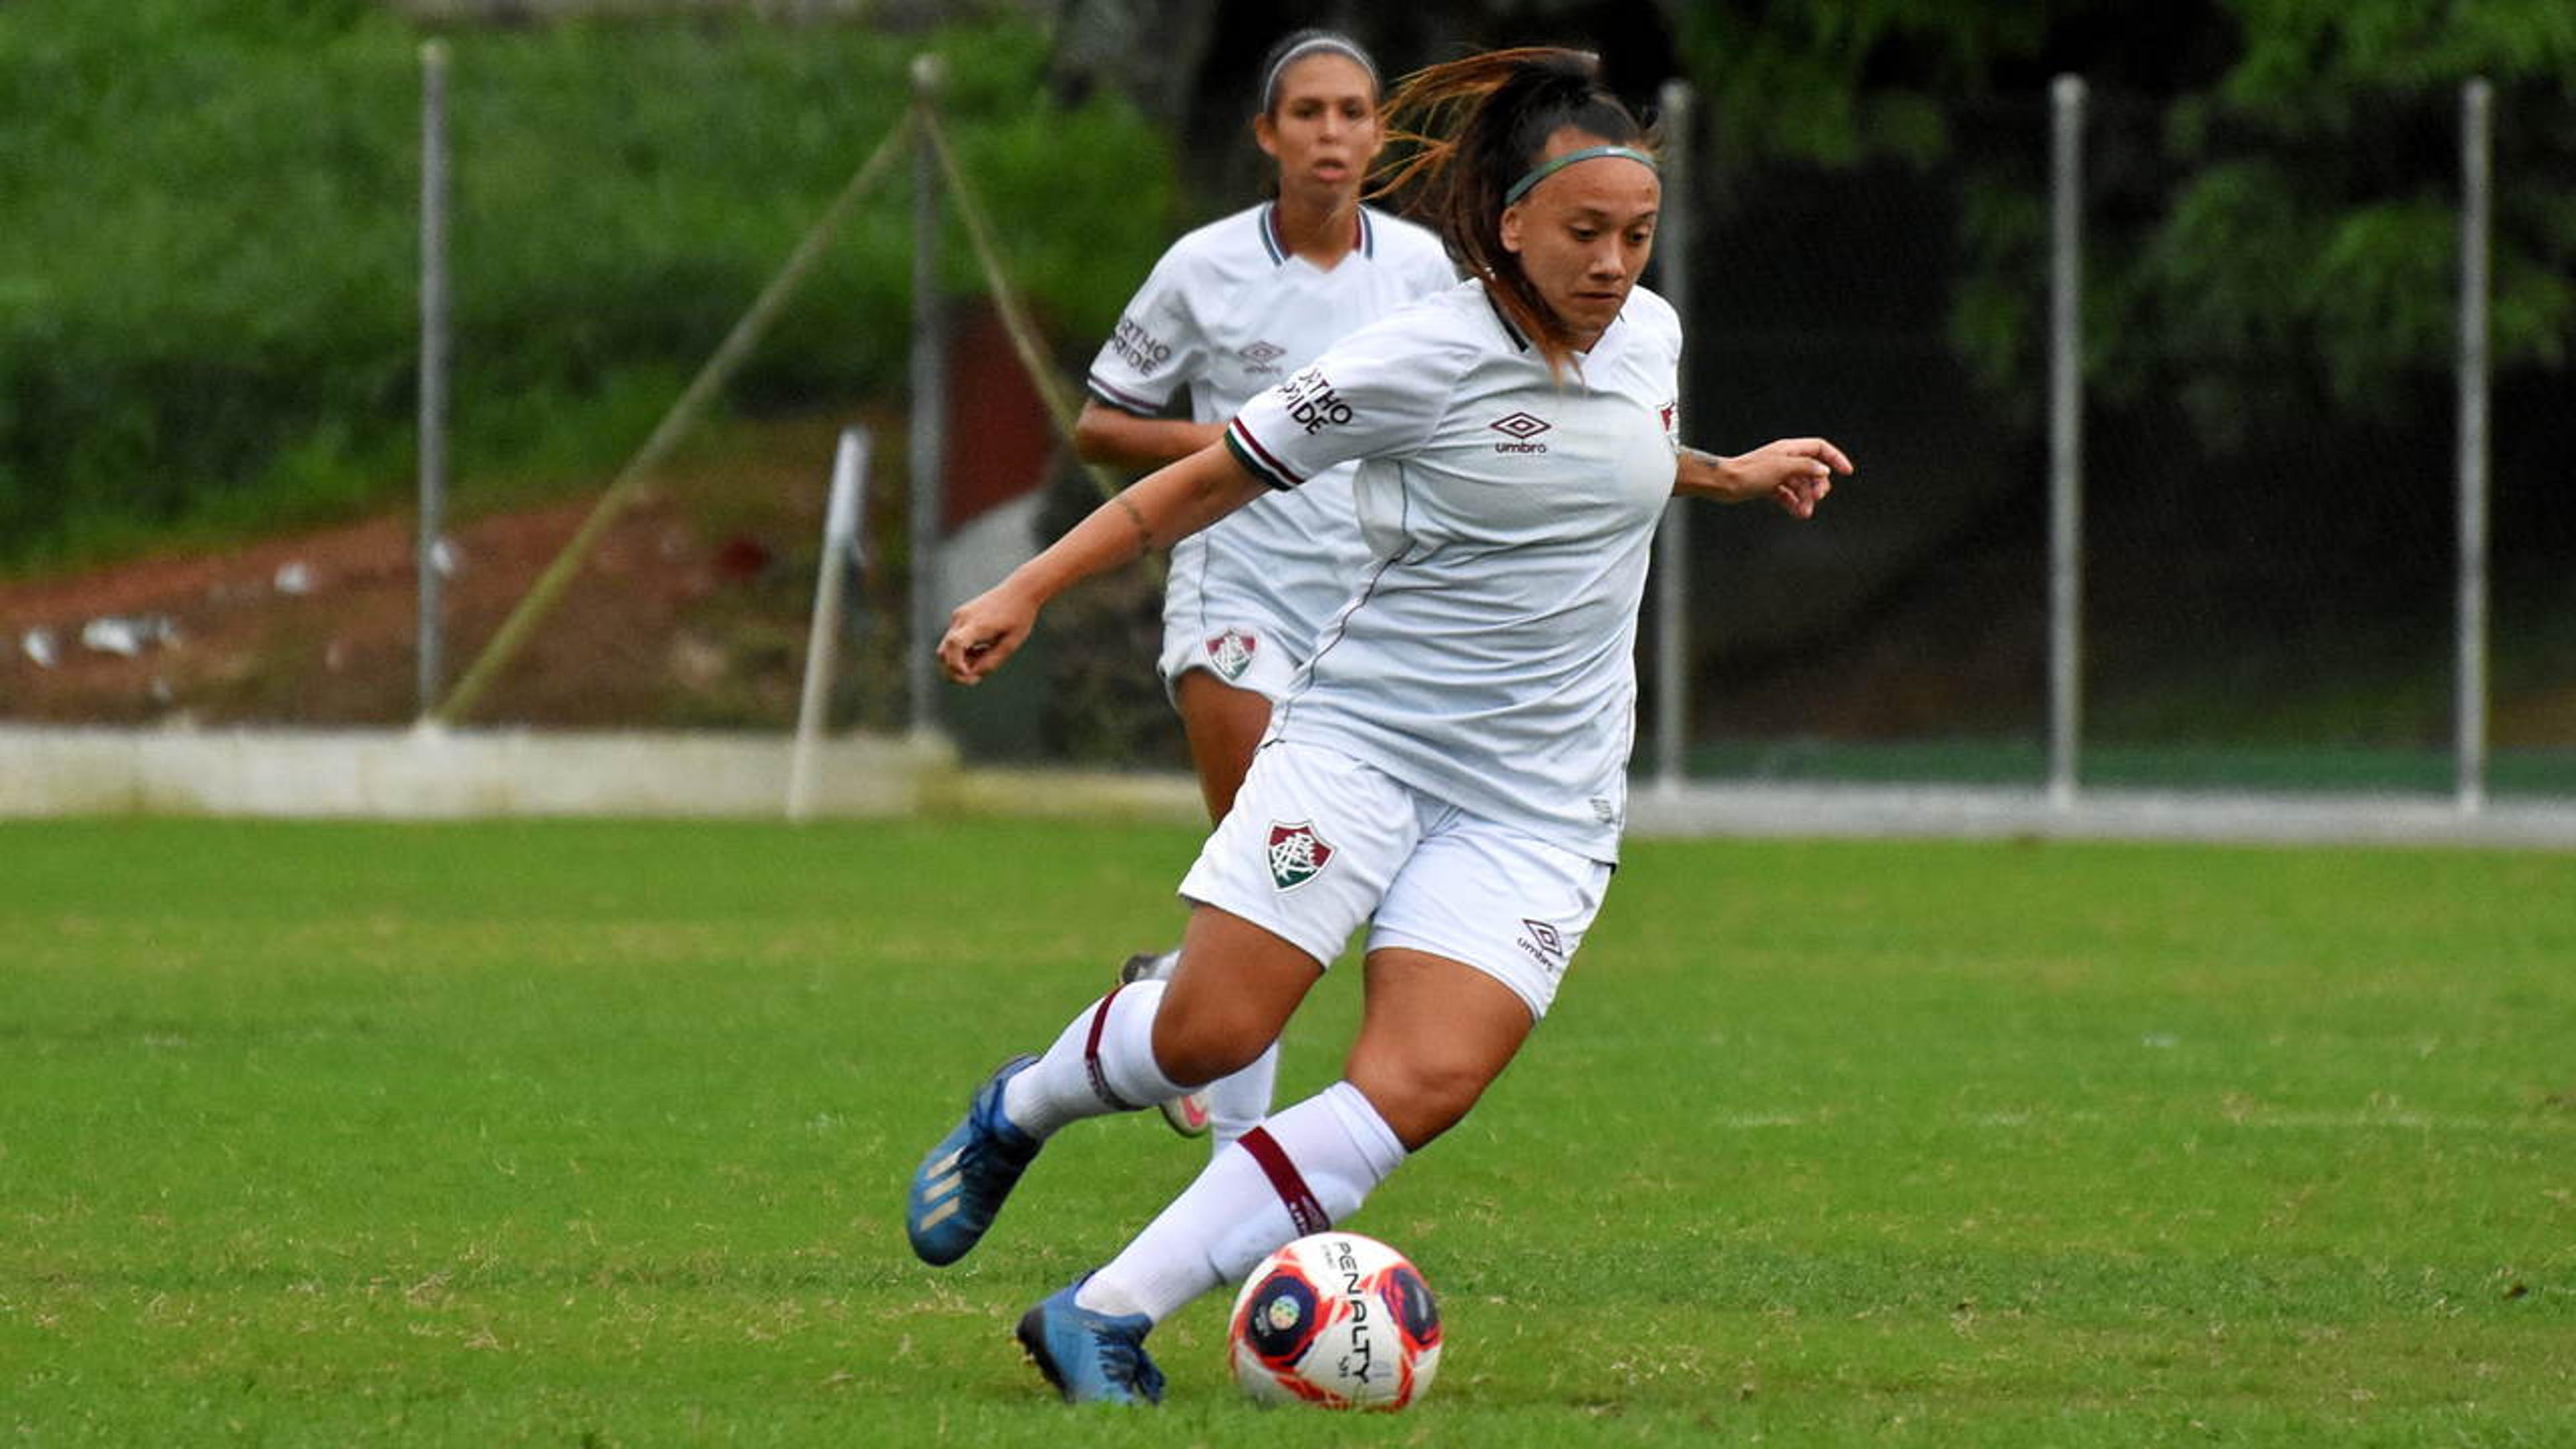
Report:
1,0,2570,788
0,0,1167,570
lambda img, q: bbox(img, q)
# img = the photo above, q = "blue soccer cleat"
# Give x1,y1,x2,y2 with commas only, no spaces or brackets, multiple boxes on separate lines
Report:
906,1055,1042,1267
1016,1281,1165,1406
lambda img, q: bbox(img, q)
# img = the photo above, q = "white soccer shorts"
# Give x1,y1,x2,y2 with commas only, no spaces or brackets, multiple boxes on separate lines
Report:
1177,740,1613,1020
1157,616,1304,705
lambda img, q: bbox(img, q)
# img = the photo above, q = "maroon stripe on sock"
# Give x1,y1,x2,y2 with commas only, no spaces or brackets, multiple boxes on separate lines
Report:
1083,987,1140,1112
1237,1126,1330,1236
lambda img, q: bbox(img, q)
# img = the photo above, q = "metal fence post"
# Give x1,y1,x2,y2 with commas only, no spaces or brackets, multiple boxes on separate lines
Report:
2457,78,2492,813
2048,75,2087,809
906,54,949,739
1652,78,1695,798
417,40,449,722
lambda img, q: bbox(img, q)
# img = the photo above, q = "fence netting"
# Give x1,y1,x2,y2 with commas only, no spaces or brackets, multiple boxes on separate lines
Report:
1664,85,2570,798
8,54,2566,806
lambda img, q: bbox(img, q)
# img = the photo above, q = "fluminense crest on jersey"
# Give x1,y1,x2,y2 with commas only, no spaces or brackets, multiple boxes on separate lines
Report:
1266,821,1336,892
1205,628,1257,682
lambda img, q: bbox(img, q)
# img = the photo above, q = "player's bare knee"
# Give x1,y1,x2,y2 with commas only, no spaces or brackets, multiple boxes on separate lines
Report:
1148,1001,1269,1088
1346,1058,1488,1150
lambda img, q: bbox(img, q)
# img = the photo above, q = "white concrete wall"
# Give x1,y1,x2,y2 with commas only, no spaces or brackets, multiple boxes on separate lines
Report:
3,724,2569,847
0,724,959,819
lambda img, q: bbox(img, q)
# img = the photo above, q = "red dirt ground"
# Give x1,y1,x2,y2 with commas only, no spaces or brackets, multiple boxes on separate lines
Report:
0,420,859,730
9,412,2569,748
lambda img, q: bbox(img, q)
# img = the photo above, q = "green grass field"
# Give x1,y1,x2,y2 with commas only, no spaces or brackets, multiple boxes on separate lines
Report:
3,818,2571,1445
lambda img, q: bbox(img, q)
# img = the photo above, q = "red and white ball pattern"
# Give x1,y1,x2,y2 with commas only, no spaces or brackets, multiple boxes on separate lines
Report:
1227,1232,1443,1410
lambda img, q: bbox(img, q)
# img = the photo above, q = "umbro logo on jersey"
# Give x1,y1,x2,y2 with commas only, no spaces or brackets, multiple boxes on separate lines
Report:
1205,628,1257,682
1281,367,1354,434
1489,411,1552,453
1238,340,1287,374
1515,918,1567,975
1266,821,1335,892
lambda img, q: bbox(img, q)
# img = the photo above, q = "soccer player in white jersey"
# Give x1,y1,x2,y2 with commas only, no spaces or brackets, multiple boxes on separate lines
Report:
1075,30,1455,1148
906,48,1852,1405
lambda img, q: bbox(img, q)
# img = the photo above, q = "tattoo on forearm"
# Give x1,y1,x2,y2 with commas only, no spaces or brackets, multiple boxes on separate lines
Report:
1675,447,1733,498
1114,492,1155,557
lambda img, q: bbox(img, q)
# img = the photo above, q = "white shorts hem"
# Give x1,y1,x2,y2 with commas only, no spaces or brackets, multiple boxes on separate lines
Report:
1175,886,1344,972
1156,620,1303,707
1363,926,1550,1023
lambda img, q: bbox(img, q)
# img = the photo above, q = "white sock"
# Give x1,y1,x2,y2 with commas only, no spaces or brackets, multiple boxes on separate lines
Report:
1203,1041,1279,1152
1076,1081,1407,1323
1000,979,1188,1140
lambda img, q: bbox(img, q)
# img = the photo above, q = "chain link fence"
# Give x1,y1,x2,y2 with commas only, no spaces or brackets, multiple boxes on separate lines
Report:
6,32,2567,824
1653,80,2573,804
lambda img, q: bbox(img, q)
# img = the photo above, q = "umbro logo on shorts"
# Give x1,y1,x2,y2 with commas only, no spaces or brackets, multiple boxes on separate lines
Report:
1489,411,1552,453
1239,340,1287,374
1205,628,1257,682
1516,918,1566,974
1266,821,1335,892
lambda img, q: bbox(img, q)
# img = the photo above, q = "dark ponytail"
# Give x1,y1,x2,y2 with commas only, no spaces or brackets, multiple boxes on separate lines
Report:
1373,48,1654,373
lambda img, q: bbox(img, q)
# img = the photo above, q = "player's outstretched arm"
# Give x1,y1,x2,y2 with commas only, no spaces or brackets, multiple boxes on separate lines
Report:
1073,400,1228,472
938,441,1265,686
1674,438,1854,519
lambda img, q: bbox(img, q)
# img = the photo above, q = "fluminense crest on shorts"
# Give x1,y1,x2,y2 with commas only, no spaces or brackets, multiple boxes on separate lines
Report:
1266,821,1334,892
1205,628,1257,682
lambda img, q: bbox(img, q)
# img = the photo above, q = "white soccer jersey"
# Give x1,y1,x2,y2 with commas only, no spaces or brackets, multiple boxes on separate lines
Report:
1086,203,1456,688
1222,280,1684,862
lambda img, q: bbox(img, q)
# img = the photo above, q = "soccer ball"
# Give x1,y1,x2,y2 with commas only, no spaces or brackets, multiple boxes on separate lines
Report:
1227,1231,1443,1410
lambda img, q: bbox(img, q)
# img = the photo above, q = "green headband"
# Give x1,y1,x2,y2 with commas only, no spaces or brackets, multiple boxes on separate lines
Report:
1503,144,1658,206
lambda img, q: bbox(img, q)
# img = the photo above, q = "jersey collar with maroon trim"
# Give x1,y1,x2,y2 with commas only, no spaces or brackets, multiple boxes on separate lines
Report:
1258,203,1374,266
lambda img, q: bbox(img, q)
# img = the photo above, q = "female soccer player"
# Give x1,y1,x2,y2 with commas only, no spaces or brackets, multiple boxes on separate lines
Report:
908,48,1851,1405
1075,30,1456,1148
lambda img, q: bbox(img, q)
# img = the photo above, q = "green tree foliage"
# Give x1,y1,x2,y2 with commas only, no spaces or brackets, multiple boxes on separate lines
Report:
2136,1,2576,417
0,3,1171,572
1678,0,2574,444
1677,0,2054,167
